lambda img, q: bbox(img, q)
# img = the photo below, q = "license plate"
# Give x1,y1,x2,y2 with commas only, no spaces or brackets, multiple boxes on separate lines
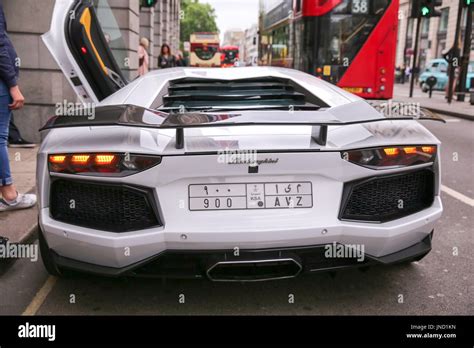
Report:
188,182,313,211
323,65,331,76
343,87,363,94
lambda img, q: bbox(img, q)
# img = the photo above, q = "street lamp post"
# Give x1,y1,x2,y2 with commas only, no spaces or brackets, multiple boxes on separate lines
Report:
457,1,473,101
409,17,422,98
446,1,464,104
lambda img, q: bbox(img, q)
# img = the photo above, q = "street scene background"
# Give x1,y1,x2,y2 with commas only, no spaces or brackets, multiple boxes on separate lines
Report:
0,0,472,315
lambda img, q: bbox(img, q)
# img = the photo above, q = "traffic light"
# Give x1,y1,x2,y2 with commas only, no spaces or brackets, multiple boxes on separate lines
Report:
422,0,442,17
140,0,158,7
411,0,443,18
463,0,472,7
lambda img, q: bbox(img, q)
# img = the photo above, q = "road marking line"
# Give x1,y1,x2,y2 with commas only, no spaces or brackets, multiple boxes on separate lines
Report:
445,119,461,123
441,185,474,207
22,276,57,316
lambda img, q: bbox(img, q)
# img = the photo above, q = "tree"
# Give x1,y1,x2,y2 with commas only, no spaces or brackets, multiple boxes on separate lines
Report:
180,0,219,43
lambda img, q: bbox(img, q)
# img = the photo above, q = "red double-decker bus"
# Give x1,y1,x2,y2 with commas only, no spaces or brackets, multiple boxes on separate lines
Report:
259,0,399,99
221,46,240,68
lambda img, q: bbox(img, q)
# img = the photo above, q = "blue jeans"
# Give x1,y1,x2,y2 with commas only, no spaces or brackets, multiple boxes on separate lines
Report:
0,79,12,187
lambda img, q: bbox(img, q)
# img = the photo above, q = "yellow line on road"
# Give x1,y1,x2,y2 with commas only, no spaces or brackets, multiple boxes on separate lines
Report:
22,276,57,316
441,185,474,207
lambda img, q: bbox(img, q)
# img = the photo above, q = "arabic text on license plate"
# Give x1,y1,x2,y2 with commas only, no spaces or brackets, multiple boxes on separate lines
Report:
188,182,312,211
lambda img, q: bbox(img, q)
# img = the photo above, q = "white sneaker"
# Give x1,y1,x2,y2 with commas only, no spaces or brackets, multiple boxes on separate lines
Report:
0,193,37,212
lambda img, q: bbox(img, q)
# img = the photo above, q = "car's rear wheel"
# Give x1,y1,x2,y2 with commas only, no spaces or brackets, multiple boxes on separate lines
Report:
38,226,63,277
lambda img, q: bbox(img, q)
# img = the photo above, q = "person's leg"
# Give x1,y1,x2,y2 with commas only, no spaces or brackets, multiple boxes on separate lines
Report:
0,81,37,211
0,87,17,200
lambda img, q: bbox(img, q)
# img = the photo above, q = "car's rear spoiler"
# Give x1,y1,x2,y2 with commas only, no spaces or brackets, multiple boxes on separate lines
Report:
40,103,445,149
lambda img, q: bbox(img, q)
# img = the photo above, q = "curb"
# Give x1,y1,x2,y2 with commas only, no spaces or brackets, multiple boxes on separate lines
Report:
392,96,473,121
19,187,39,245
0,210,38,276
19,219,38,245
0,187,39,275
423,107,474,121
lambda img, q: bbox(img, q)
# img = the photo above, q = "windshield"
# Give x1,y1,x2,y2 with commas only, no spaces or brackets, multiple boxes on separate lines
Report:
222,49,239,64
318,0,390,64
193,45,219,61
294,0,391,82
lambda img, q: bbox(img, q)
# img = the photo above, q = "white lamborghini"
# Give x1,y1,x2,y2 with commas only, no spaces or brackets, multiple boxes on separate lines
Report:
37,0,444,281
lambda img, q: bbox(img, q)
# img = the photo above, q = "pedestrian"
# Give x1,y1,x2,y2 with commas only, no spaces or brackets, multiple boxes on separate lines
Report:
0,3,36,211
158,43,176,69
400,65,406,84
175,50,186,67
138,37,149,76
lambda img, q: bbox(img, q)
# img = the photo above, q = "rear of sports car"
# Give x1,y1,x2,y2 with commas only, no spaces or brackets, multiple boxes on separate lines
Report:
37,73,443,281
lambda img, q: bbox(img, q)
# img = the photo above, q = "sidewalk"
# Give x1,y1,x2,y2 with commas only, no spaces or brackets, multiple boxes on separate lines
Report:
393,84,473,120
0,147,38,244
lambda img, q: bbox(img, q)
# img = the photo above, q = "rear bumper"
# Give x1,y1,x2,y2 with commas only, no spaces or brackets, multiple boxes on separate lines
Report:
48,232,433,280
39,195,442,269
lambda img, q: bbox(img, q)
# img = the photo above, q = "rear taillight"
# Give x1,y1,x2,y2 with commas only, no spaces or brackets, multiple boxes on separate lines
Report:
48,153,161,176
342,145,437,169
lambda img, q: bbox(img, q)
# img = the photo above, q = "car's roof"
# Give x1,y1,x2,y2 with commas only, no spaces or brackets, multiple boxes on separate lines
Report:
99,67,361,109
428,58,448,63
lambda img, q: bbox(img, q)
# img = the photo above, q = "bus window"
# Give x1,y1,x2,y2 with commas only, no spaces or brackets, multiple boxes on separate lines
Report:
194,45,219,61
190,33,221,67
259,0,397,99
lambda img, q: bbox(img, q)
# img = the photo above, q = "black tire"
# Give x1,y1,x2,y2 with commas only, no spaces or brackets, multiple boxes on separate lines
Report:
38,227,63,277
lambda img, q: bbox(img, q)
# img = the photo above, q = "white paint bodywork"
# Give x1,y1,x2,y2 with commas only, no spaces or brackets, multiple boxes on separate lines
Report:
38,0,443,270
37,114,443,268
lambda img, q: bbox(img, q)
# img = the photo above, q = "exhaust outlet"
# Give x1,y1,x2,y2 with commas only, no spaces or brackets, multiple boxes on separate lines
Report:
206,258,302,282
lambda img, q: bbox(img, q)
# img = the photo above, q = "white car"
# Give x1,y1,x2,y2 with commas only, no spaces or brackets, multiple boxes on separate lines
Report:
37,0,444,281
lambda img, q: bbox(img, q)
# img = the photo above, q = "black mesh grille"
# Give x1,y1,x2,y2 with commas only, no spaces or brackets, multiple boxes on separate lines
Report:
50,179,160,232
340,169,435,222
161,77,324,109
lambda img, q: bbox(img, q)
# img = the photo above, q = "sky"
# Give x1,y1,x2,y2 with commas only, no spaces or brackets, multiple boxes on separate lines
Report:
199,0,260,41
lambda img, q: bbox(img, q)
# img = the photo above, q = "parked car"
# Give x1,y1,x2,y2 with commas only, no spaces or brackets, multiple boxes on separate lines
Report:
38,0,444,281
420,58,474,92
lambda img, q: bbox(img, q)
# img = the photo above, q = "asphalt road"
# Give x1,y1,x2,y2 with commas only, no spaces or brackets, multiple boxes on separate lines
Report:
0,114,472,316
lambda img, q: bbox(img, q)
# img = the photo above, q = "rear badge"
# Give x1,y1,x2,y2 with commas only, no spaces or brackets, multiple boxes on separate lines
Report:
248,165,259,174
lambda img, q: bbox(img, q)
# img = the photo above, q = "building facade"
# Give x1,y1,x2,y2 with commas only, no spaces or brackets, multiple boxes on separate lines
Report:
396,0,473,69
4,0,180,143
243,24,259,66
223,30,245,49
